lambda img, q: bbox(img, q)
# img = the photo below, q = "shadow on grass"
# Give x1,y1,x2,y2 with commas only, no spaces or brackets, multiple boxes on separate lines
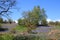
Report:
0,28,8,32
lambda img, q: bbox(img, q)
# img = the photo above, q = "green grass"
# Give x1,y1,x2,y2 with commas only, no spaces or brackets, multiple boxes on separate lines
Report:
53,25,60,30
56,26,60,29
14,25,28,32
0,33,14,40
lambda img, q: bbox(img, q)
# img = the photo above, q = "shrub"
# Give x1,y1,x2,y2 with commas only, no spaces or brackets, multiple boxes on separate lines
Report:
13,34,47,40
0,23,2,28
0,33,14,40
0,18,3,23
0,36,4,40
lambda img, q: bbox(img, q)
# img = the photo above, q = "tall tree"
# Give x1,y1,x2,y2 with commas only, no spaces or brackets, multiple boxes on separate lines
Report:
41,8,47,19
41,8,48,26
0,0,16,18
19,6,47,32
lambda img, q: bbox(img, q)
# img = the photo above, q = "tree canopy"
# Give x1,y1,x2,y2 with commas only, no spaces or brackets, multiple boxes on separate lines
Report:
18,6,47,32
22,6,47,26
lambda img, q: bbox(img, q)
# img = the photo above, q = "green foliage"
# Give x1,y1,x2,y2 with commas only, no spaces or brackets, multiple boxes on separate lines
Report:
18,19,25,25
0,36,4,40
0,18,3,23
0,34,14,40
13,25,28,32
41,18,48,26
48,21,55,26
53,26,60,30
13,35,47,40
18,6,47,32
55,21,60,26
41,8,47,19
0,23,1,27
49,21,60,26
0,34,45,40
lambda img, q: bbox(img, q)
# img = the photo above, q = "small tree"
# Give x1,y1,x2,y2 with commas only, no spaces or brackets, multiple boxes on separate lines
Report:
3,20,8,23
18,19,25,25
8,19,13,24
0,18,3,23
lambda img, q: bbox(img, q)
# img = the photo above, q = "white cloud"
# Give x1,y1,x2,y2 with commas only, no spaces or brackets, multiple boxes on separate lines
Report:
57,20,60,22
47,19,52,22
14,20,18,23
47,19,60,22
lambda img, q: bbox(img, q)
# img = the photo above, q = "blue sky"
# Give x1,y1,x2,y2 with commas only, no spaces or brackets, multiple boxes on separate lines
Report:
9,0,60,21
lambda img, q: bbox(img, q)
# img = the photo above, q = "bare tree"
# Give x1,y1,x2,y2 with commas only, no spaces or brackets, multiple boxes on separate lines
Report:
0,0,16,18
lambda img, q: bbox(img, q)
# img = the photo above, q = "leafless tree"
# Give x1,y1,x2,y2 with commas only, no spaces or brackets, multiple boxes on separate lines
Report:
0,0,16,18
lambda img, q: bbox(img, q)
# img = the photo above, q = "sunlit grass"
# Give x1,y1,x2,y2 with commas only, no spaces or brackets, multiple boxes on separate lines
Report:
52,25,60,30
55,26,60,29
14,25,28,32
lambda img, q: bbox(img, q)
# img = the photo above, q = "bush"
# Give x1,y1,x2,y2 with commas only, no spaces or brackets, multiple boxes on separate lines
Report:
0,33,14,40
0,18,3,23
0,36,4,40
0,23,2,28
13,34,47,40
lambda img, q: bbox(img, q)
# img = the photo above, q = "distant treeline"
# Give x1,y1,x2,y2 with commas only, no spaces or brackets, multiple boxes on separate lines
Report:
0,18,15,24
48,21,60,26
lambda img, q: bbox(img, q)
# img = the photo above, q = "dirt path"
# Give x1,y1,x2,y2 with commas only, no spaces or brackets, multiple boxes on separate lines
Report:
0,23,18,32
32,26,54,34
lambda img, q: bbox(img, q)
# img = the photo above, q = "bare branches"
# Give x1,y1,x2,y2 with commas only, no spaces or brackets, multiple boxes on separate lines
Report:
0,0,16,18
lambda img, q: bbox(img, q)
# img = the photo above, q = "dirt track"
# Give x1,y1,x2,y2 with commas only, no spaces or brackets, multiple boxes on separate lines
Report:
0,23,18,32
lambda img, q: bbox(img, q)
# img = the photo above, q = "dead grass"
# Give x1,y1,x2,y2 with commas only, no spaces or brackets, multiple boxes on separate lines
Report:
48,29,60,40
